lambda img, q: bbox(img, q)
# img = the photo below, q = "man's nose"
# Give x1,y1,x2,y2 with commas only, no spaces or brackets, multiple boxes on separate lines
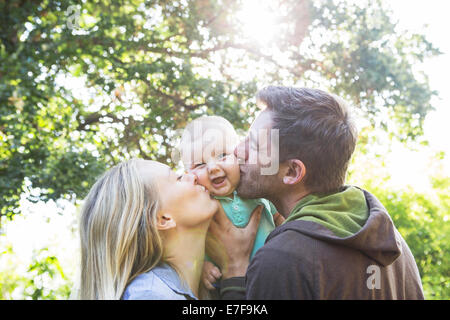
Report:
234,139,248,163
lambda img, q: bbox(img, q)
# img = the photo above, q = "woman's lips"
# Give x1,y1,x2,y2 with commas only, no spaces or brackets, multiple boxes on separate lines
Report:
197,185,214,198
197,185,208,193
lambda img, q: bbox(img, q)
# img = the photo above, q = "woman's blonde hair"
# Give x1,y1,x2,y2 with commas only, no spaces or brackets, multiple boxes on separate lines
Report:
78,159,163,299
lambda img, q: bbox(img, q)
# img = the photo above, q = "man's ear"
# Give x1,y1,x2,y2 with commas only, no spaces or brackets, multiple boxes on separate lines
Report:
157,213,177,231
282,159,306,185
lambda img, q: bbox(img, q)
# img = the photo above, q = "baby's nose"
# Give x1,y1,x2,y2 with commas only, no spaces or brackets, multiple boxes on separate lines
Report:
207,160,220,173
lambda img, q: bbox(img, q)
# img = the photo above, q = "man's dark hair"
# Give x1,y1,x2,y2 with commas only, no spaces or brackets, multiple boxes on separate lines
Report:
257,86,357,194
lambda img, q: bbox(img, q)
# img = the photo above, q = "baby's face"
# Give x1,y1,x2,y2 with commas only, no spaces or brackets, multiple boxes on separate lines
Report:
185,135,240,197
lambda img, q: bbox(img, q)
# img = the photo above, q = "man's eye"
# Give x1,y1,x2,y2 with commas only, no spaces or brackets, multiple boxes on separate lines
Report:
249,139,258,151
248,133,258,150
218,153,228,159
194,163,205,168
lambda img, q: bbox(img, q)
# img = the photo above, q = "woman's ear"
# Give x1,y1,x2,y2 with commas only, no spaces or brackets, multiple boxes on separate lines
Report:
157,213,177,231
282,159,306,185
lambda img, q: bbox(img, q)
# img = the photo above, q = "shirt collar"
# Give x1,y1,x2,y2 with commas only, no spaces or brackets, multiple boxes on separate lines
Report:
213,190,237,201
215,191,273,214
152,263,197,300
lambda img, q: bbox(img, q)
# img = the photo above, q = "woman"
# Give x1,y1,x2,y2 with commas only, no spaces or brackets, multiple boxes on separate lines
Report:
77,158,218,299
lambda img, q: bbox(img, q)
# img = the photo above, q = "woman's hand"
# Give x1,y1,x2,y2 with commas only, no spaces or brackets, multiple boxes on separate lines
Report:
206,205,263,279
201,261,222,290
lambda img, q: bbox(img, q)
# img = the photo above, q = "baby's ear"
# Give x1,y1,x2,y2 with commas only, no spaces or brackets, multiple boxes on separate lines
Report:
157,213,176,230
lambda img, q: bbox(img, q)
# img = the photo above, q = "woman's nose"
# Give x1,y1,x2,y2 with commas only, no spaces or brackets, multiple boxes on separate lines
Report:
182,173,198,184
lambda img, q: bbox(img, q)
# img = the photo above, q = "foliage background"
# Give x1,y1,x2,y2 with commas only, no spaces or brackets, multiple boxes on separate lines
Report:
1,0,449,299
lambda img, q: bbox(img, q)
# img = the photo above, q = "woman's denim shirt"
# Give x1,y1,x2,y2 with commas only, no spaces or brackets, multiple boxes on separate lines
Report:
122,263,197,300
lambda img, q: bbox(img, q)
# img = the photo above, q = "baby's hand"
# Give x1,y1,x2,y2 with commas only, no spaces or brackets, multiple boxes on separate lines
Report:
202,261,222,291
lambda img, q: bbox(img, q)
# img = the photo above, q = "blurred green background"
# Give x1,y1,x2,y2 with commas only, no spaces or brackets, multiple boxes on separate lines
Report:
1,0,448,299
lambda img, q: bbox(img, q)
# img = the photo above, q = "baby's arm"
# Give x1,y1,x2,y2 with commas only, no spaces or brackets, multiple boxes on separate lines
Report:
273,212,285,226
201,261,222,290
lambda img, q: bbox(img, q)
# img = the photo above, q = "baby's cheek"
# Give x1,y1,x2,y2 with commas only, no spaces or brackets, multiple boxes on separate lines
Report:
225,163,241,186
195,170,211,188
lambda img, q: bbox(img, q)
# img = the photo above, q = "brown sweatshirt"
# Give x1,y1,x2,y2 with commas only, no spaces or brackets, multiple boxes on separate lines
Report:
219,188,424,300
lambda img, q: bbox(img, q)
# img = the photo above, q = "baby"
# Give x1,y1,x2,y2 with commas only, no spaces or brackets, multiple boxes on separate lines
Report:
180,115,284,292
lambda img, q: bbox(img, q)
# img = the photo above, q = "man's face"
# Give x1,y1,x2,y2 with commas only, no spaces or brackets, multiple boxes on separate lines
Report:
234,110,282,199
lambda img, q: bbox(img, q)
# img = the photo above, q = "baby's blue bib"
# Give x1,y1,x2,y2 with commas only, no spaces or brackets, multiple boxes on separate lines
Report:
214,191,277,260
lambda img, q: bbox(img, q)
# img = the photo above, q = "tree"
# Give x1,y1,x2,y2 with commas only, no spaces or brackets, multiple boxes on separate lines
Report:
0,0,440,222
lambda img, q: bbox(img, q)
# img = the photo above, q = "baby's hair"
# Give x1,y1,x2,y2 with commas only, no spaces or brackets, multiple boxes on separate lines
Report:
183,115,237,139
179,115,238,167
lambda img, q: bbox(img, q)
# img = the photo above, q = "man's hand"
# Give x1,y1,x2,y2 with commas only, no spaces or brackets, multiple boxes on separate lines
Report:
206,205,263,279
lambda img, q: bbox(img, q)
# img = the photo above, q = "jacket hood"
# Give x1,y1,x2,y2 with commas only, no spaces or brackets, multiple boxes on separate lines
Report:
270,188,403,266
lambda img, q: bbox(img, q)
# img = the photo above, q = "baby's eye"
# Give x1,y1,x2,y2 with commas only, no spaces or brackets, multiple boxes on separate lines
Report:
193,163,206,168
176,174,183,181
217,153,228,160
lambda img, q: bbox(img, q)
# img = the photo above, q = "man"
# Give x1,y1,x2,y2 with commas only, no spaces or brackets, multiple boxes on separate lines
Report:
208,86,424,299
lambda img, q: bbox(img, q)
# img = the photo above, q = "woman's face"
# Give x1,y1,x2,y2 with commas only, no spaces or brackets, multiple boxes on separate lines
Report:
139,160,218,229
